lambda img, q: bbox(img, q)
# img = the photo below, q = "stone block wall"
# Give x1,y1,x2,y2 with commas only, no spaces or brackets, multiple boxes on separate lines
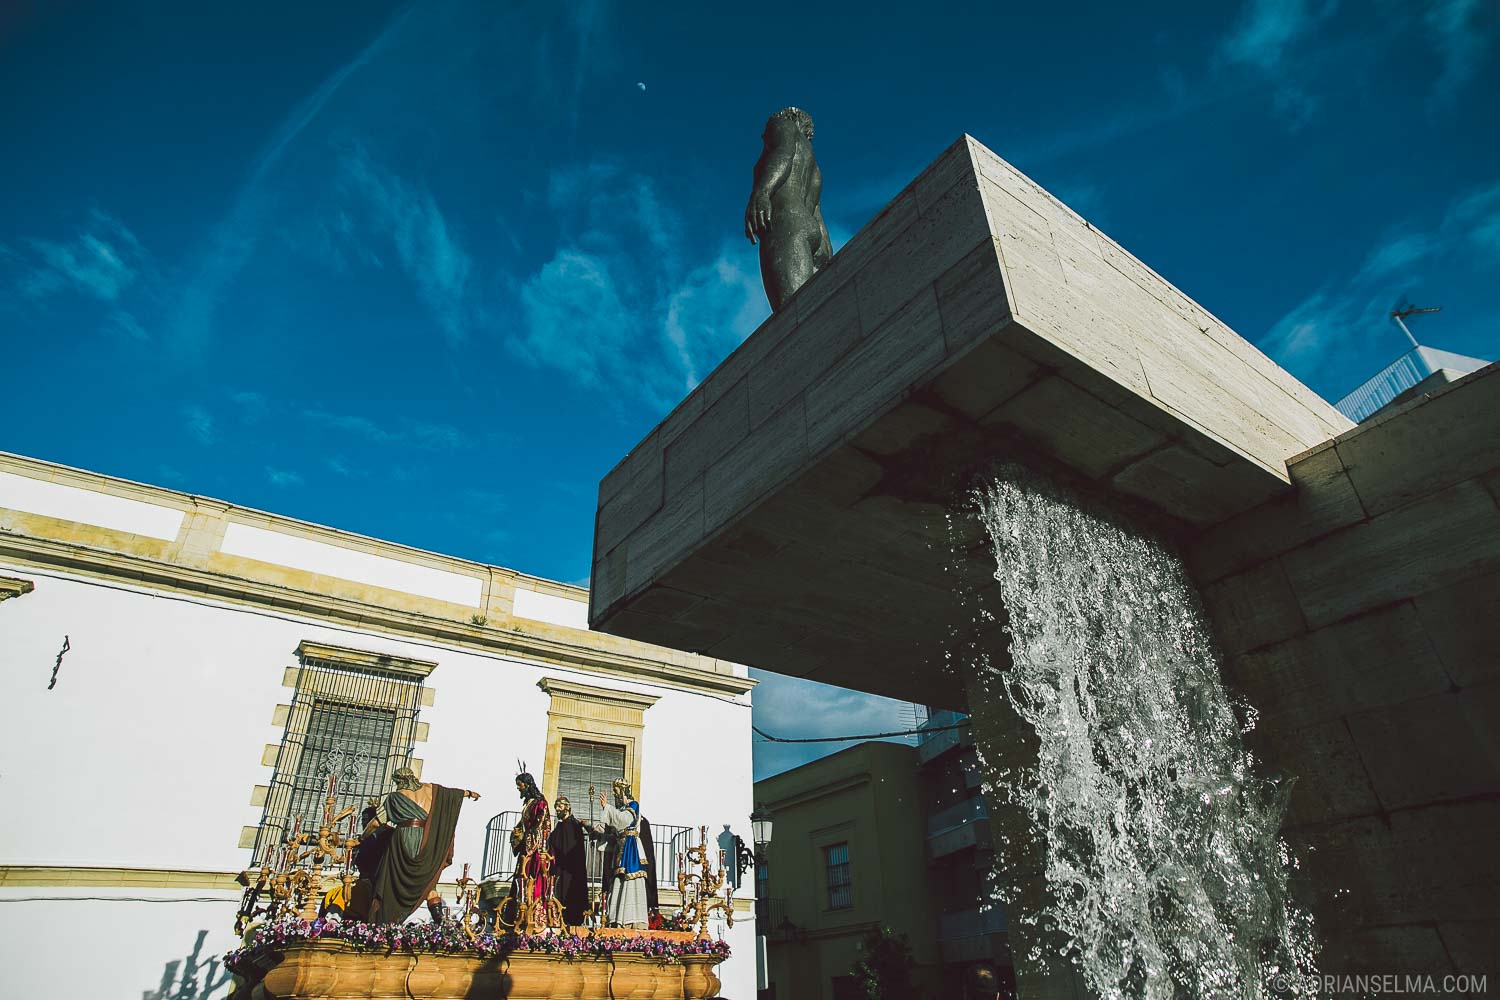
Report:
1187,363,1500,975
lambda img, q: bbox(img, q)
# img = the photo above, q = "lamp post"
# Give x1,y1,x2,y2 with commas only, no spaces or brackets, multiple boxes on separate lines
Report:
750,805,773,853
749,804,775,993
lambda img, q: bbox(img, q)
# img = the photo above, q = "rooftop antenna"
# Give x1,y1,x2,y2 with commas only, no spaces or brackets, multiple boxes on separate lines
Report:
1389,295,1442,349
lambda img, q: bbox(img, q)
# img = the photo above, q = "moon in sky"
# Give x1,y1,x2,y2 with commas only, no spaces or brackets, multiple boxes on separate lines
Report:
637,82,646,91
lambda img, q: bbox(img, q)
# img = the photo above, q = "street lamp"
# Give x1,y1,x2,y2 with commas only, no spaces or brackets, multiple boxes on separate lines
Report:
750,804,773,850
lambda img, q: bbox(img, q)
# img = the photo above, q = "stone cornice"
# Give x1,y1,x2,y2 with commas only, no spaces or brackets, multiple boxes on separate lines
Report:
0,534,755,698
538,676,662,710
296,640,438,679
0,575,34,602
759,772,873,814
0,451,579,602
0,865,242,891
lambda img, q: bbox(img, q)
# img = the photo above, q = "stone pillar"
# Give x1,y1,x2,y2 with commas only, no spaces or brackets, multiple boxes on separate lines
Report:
164,498,231,568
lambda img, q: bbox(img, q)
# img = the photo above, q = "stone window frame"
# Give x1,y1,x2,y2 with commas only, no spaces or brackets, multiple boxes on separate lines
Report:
537,677,658,808
241,641,438,854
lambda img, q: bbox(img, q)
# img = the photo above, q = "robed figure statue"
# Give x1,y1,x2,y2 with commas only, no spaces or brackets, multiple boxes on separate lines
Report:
347,765,480,924
501,770,553,930
547,795,590,926
598,779,658,928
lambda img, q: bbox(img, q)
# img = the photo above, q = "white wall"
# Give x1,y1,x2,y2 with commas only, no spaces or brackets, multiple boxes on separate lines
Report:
0,471,184,540
0,562,756,997
511,586,590,629
219,523,484,606
0,889,240,999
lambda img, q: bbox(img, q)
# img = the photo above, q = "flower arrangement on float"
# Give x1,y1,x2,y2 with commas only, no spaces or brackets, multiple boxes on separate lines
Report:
225,914,731,976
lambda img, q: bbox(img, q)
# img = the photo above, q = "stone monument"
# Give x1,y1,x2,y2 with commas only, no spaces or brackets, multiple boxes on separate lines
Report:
594,134,1500,994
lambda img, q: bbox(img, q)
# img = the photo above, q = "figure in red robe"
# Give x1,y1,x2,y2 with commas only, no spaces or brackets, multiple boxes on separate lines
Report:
500,769,553,930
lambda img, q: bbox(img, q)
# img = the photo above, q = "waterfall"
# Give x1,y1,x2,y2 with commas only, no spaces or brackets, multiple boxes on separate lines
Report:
962,463,1319,999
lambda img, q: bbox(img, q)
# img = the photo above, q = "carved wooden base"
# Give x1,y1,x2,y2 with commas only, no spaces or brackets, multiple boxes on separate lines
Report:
240,941,724,999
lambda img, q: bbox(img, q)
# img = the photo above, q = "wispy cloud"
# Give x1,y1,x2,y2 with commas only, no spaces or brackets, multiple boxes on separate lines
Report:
514,163,767,408
338,143,473,344
1219,0,1338,129
229,390,269,423
1259,179,1500,387
10,210,148,303
1423,0,1490,108
1,211,159,348
1221,0,1334,72
565,0,608,137
302,407,470,450
664,248,765,391
181,404,216,445
169,6,413,353
265,467,304,488
518,249,637,388
108,311,152,343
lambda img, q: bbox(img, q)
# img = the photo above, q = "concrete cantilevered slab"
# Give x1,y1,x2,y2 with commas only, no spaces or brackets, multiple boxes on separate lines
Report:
589,136,1350,705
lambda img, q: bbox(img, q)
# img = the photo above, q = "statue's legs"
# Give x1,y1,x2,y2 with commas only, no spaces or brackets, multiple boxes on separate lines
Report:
759,224,820,312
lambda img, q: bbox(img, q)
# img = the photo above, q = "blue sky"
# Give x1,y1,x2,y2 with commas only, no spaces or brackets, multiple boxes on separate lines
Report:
3,1,1497,779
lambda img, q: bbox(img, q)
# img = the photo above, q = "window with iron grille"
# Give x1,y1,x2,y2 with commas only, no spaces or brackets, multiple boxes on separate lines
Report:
756,852,770,899
825,842,852,909
254,644,430,865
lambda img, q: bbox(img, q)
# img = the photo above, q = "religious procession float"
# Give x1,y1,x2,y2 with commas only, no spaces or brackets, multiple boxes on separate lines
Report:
226,767,734,999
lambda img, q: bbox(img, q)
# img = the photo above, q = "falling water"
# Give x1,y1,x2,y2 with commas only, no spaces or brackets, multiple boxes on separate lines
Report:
962,463,1318,999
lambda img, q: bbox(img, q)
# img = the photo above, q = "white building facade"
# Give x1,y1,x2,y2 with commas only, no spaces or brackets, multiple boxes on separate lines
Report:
0,451,756,998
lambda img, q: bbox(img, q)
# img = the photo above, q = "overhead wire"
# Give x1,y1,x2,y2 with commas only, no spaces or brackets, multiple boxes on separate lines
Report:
752,719,969,744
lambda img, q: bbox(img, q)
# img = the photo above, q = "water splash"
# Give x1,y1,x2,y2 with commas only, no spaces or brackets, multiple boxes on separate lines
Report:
963,464,1318,998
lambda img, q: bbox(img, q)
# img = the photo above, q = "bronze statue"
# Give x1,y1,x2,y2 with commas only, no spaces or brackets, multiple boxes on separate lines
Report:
745,107,831,312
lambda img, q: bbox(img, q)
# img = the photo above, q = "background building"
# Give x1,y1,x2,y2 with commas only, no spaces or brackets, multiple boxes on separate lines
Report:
0,451,757,999
754,726,1017,1000
754,741,939,1000
916,710,1016,996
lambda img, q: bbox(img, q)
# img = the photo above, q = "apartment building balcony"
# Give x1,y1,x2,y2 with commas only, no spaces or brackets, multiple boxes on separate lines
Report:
916,710,970,765
937,906,1009,964
926,795,991,861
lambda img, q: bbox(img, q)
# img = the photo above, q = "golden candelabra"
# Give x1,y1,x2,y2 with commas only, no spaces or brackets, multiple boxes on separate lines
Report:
235,778,362,934
451,863,483,939
676,826,735,939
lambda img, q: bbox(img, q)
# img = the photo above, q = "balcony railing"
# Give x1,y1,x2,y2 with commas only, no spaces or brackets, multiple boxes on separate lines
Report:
754,896,785,929
926,795,987,838
937,905,1008,941
481,811,695,888
916,710,969,763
